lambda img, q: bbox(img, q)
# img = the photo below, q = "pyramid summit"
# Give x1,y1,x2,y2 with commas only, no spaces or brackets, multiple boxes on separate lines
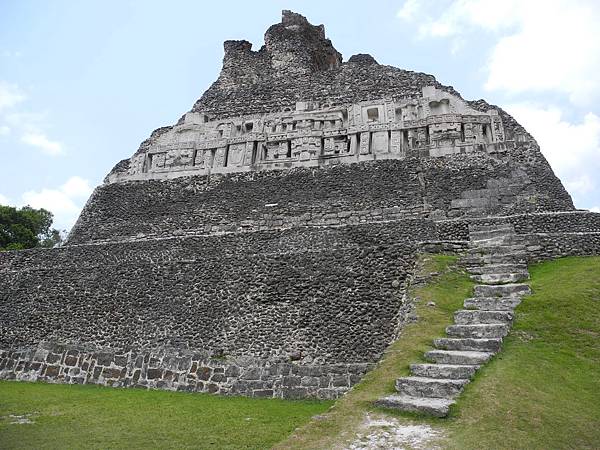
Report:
102,11,572,226
1,11,598,400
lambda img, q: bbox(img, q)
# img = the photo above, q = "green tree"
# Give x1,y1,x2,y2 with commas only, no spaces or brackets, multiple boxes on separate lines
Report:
0,205,63,251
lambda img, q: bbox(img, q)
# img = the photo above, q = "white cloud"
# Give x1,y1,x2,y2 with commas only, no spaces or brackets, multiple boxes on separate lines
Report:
61,176,92,198
565,176,595,196
590,206,600,213
506,104,600,171
485,1,600,105
397,0,600,105
398,0,521,38
397,0,421,20
20,176,93,230
505,102,600,204
21,131,64,156
0,84,64,156
0,81,26,111
4,111,46,126
0,193,11,205
1,50,23,58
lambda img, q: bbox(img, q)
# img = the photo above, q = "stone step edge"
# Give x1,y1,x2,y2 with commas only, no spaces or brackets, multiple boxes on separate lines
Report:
446,323,509,338
374,394,455,418
410,363,480,379
470,273,530,283
395,376,470,399
424,349,495,364
466,263,528,273
434,337,503,352
463,297,522,310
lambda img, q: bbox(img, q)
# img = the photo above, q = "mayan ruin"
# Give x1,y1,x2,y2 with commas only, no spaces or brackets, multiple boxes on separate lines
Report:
1,9,599,429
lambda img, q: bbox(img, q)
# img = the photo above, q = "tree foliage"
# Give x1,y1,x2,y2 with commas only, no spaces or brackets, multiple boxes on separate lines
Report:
0,205,63,251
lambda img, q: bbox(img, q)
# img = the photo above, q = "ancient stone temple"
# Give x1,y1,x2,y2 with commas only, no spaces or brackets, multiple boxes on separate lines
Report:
1,11,599,401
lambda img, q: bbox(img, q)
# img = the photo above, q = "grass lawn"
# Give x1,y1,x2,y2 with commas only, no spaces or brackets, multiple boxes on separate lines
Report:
0,382,331,449
276,255,600,450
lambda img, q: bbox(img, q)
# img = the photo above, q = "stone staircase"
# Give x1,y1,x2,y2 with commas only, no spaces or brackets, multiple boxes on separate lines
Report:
375,223,531,417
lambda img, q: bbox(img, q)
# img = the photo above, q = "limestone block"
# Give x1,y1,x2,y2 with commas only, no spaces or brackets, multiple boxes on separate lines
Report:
359,132,370,154
129,155,145,175
371,131,389,154
213,147,227,168
228,143,247,167
451,198,493,209
165,149,192,168
390,130,403,155
150,153,166,170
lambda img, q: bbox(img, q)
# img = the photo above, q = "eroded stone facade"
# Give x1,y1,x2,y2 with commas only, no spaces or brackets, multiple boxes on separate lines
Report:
108,86,508,183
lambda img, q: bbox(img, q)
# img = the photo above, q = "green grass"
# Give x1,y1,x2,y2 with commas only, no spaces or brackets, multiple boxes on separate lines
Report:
0,382,331,449
276,255,600,450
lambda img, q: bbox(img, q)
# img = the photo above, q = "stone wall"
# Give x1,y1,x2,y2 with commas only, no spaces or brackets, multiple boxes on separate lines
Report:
435,211,600,262
71,155,572,246
436,211,600,240
0,221,432,398
0,343,370,400
3,211,600,396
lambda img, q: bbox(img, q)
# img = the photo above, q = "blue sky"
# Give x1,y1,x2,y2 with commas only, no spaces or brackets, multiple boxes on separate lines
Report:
1,0,599,230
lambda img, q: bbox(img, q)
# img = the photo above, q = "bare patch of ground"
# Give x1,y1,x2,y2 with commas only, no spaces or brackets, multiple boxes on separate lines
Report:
344,413,443,450
2,413,37,424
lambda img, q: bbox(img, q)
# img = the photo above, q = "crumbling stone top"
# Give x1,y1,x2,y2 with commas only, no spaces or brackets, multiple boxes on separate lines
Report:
347,54,378,65
105,10,538,185
265,10,342,74
195,10,454,120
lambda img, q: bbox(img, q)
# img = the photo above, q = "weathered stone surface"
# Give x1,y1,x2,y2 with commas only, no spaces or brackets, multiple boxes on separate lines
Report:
463,297,522,311
446,324,509,339
0,223,420,364
471,273,527,284
424,350,494,365
0,343,372,400
375,394,455,418
434,338,503,352
410,363,478,380
395,376,469,399
473,283,531,298
454,310,514,325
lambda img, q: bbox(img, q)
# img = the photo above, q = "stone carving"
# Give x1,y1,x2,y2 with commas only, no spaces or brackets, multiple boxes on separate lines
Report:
109,87,508,183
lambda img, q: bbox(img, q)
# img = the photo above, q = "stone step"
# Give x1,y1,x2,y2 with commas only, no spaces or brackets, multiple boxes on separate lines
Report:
462,252,528,265
455,309,514,324
469,223,514,234
446,323,509,338
463,296,522,311
469,236,520,248
474,283,531,298
467,263,528,275
395,376,469,399
469,226,514,241
375,394,455,418
434,337,502,352
425,349,494,365
410,363,479,380
467,244,526,256
470,272,529,284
